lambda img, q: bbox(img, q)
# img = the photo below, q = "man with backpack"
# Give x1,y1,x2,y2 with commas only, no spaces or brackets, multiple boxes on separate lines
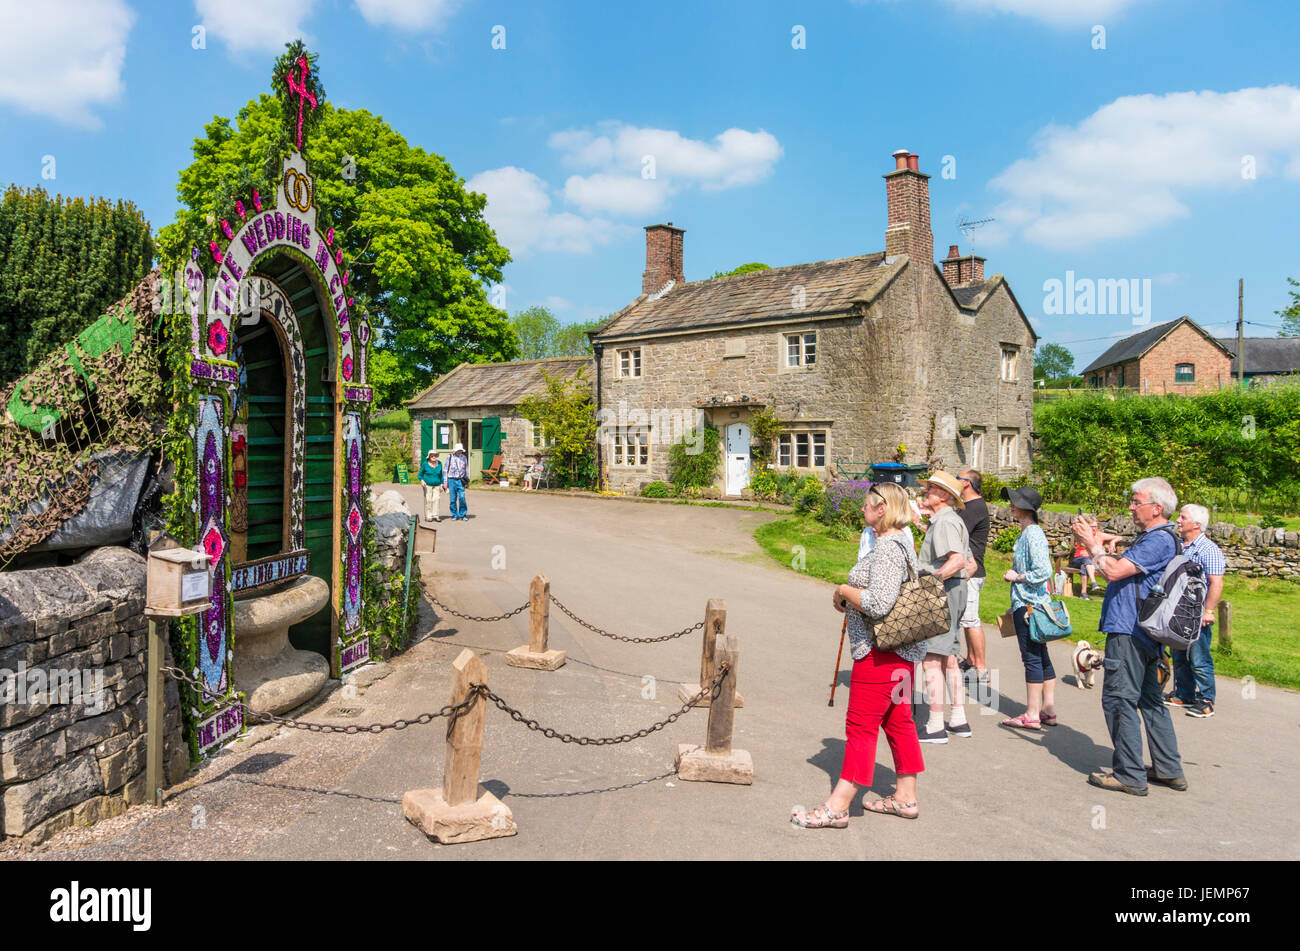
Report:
1072,477,1190,796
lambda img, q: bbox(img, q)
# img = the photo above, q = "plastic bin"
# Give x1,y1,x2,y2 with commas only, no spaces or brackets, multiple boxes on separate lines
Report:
870,463,930,488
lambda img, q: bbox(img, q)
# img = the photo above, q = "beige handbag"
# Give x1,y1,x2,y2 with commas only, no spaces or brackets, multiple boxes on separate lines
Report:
872,563,952,652
997,608,1018,638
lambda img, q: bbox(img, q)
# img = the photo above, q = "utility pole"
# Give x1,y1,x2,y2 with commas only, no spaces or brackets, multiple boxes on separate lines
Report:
1237,279,1245,387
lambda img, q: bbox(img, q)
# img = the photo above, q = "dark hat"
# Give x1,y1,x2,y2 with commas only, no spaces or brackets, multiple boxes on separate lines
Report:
1000,485,1043,512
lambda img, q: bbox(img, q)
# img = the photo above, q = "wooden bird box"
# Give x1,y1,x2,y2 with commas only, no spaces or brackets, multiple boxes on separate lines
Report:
147,548,213,616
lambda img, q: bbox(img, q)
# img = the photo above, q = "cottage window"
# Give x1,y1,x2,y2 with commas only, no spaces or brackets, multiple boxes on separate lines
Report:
618,348,642,378
531,423,554,448
1117,367,1125,388
611,429,649,466
999,433,1017,469
970,430,985,468
1175,363,1195,383
785,332,816,368
1001,348,1018,382
778,431,826,468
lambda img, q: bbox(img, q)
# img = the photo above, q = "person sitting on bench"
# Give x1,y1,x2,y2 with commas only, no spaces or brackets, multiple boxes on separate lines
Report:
1070,514,1121,598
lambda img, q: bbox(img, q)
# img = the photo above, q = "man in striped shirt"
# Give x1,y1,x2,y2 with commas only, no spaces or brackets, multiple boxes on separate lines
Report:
445,443,470,521
1167,504,1226,719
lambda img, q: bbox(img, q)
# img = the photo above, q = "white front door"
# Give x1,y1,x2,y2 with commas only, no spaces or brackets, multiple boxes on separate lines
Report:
725,423,751,496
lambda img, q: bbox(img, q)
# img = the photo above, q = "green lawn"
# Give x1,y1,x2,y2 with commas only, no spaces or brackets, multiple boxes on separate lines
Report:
754,516,1300,691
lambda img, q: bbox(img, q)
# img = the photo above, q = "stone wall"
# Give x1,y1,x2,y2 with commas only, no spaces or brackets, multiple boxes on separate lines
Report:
0,548,189,845
368,503,423,655
408,404,536,480
987,504,1300,580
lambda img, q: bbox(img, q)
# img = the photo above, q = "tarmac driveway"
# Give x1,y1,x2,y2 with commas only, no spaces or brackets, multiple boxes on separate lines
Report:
10,486,1298,861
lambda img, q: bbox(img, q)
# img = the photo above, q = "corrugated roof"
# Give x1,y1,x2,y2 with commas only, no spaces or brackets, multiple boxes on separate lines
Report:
594,253,892,338
405,356,593,410
1215,336,1300,375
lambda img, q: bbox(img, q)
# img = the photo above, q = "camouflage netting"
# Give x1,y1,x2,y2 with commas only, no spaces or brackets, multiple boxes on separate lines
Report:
0,271,167,567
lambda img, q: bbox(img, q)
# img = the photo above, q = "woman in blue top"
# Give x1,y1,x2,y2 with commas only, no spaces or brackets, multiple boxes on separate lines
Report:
1000,485,1058,730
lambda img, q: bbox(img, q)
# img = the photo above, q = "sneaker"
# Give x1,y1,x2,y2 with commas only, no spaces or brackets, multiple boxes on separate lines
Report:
918,727,949,744
1088,771,1148,796
1146,767,1188,791
1090,583,1103,593
1163,694,1189,707
945,721,972,738
1186,701,1215,718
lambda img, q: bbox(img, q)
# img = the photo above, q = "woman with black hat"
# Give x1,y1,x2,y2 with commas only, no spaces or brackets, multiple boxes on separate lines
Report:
1000,485,1058,730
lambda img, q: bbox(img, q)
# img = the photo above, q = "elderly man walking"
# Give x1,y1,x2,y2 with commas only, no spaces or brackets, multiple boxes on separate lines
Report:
1072,477,1187,795
445,443,470,521
1166,504,1225,719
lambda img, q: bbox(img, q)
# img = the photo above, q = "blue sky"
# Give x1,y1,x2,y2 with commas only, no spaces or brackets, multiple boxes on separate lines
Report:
2,0,1298,370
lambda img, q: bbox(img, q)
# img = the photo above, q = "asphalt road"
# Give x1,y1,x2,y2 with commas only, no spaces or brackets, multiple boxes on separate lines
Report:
11,485,1299,860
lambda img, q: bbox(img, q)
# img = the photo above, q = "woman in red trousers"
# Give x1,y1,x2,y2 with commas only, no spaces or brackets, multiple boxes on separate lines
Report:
792,482,927,827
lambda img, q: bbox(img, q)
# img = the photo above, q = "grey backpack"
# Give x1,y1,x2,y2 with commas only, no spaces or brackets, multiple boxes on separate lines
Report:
1136,524,1207,649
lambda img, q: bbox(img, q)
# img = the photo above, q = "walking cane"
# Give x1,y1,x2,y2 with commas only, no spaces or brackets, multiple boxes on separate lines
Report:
828,615,848,706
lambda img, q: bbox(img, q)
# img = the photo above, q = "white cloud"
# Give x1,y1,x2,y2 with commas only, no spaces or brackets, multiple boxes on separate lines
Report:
466,166,632,256
984,86,1300,249
853,0,1145,27
195,0,317,55
353,0,460,30
0,0,135,126
548,122,783,216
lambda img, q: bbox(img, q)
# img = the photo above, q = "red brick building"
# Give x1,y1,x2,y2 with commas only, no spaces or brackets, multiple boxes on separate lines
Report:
1080,316,1233,394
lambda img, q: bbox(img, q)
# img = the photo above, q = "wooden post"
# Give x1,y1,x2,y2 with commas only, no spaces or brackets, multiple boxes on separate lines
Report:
676,633,752,784
678,598,743,707
506,574,565,670
402,647,517,843
145,618,165,807
1217,601,1232,653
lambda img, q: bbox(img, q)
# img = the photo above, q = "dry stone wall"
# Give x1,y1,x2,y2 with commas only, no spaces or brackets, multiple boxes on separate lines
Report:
0,547,188,845
987,504,1300,580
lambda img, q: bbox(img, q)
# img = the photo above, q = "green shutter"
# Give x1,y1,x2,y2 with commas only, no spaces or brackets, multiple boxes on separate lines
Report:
420,418,433,458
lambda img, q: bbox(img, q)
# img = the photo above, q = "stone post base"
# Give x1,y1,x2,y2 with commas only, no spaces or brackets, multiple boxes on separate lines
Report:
505,646,567,670
402,786,517,844
677,683,744,708
674,744,754,785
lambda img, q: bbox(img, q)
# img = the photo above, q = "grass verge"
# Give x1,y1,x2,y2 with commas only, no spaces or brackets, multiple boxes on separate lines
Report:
754,515,1300,691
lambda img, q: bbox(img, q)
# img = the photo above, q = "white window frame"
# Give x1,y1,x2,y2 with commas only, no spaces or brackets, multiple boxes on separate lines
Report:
611,428,649,467
784,332,817,368
778,431,826,468
618,347,642,379
531,422,554,449
999,432,1017,469
1175,363,1195,383
1001,347,1018,382
970,429,985,469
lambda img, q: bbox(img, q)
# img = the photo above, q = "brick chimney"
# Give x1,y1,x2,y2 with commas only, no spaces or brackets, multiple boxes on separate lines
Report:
941,243,986,286
883,150,933,270
642,223,685,296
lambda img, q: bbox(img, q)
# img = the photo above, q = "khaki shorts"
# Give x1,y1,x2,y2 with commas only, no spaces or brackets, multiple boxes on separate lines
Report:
961,576,985,628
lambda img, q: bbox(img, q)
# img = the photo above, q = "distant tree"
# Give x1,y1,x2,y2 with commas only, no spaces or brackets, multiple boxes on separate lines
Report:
511,306,561,360
516,368,598,487
553,317,606,356
710,262,770,279
1034,342,1076,380
1276,277,1300,337
0,186,154,385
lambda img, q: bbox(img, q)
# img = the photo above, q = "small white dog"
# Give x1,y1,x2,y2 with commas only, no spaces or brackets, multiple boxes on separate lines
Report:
1072,640,1105,689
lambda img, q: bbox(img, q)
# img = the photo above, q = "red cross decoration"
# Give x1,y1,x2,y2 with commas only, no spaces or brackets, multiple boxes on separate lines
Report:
284,56,317,150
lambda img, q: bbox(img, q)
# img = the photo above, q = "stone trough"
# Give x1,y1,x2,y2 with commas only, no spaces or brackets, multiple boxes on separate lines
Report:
231,575,331,716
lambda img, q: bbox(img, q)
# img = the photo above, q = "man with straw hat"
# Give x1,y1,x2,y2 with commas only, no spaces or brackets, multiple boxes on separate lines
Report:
445,442,470,520
914,470,973,743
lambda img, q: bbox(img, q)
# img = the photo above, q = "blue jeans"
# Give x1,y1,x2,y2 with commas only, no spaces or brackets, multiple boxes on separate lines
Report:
1172,623,1215,704
1101,633,1183,787
448,478,466,519
1013,606,1056,684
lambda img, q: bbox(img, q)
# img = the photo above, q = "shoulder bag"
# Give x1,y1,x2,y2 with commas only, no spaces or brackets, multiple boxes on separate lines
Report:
872,558,952,652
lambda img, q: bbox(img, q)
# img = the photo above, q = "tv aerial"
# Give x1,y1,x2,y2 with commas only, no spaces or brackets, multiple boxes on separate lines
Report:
955,215,995,255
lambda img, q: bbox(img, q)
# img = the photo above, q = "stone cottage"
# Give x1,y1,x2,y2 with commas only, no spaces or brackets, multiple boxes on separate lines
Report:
589,150,1038,495
405,356,592,481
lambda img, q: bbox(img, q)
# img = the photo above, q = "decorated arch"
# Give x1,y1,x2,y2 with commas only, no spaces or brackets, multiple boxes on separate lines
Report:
166,55,375,754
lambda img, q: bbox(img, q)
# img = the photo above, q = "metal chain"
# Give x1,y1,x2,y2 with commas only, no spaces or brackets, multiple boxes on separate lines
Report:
426,593,530,624
479,663,730,746
548,593,705,643
161,665,481,735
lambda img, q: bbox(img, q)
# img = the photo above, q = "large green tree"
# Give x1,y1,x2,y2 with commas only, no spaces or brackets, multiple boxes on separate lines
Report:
511,305,561,359
554,317,605,356
156,44,519,404
1034,342,1075,380
1276,277,1300,337
0,186,153,385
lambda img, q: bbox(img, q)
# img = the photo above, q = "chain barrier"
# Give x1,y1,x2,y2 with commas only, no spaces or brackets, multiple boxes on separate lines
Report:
426,593,530,624
161,665,481,735
480,663,730,746
547,593,705,644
